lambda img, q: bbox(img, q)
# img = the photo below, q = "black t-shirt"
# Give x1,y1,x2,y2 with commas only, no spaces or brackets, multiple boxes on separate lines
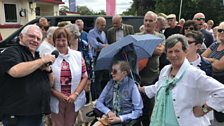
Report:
0,45,51,116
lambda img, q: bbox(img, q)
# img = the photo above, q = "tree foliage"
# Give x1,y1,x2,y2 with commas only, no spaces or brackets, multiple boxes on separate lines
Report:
123,0,224,25
59,5,106,16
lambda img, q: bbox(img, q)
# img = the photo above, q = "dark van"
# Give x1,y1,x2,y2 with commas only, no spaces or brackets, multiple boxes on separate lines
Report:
0,15,144,50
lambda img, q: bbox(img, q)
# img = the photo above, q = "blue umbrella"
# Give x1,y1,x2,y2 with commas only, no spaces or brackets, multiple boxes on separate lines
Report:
95,34,163,71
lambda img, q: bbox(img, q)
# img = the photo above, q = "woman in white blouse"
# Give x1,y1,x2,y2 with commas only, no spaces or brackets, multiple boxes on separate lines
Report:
139,34,224,126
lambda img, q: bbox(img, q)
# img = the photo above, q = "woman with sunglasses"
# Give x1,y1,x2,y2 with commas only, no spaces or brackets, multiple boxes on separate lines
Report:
202,22,224,76
201,22,224,125
139,34,224,126
182,20,207,53
95,61,143,126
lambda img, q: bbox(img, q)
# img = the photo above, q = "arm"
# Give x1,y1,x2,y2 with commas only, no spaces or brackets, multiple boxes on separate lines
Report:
201,47,212,57
67,58,88,103
8,54,55,78
96,82,112,115
212,56,224,72
88,30,104,50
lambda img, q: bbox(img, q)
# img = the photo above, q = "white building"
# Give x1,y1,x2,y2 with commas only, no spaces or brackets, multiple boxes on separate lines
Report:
0,0,64,39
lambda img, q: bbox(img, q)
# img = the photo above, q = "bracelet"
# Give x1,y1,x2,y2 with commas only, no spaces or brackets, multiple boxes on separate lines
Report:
74,91,79,96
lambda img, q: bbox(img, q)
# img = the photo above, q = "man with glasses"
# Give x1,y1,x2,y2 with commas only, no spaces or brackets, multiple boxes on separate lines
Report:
193,12,214,47
0,25,56,126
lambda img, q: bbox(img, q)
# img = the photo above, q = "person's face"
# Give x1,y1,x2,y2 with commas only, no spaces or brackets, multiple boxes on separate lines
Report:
166,42,187,68
112,18,122,30
193,14,205,29
76,21,84,31
186,37,201,55
54,36,69,54
111,64,127,81
20,27,42,53
97,20,106,32
144,14,157,33
218,23,224,42
167,18,176,27
184,25,195,35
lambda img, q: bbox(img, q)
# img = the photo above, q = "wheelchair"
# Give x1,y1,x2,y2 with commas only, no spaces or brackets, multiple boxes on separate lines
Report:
86,108,141,126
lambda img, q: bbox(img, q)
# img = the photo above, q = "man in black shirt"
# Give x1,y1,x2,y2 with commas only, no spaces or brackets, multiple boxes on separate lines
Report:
0,24,55,126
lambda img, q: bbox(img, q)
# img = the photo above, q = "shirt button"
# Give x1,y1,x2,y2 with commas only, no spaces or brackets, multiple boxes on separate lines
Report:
177,116,180,119
173,99,176,101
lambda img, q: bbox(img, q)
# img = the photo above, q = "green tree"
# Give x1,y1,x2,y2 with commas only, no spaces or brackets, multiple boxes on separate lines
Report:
77,6,93,15
59,5,69,15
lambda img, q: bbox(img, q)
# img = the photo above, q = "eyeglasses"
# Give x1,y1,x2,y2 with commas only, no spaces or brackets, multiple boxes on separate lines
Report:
188,40,196,45
111,69,119,75
217,29,224,33
194,18,205,21
184,27,195,31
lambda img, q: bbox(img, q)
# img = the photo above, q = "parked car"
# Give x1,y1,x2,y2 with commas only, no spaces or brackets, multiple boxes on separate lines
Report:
0,15,144,50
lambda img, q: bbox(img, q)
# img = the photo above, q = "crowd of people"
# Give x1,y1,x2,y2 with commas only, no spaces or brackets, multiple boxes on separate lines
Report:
0,10,224,126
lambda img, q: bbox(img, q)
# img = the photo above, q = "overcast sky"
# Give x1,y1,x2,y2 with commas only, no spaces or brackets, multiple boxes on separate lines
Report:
62,0,133,14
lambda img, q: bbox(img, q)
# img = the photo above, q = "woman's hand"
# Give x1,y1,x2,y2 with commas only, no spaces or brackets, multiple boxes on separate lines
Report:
67,93,78,103
107,111,116,118
193,106,205,117
108,116,121,124
51,89,68,102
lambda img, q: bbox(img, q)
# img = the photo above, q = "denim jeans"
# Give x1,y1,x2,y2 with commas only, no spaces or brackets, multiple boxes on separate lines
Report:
2,114,42,126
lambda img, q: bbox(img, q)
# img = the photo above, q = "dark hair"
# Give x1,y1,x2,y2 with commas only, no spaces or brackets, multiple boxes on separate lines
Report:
182,20,198,34
185,31,204,45
53,27,71,45
112,61,130,74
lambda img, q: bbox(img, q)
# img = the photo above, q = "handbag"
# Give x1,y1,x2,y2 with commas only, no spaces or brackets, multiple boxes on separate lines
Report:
75,92,96,125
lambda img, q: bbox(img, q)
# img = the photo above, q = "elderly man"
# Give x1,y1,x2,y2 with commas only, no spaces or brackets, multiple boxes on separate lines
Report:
0,25,55,126
107,15,134,44
88,16,108,100
193,12,214,47
164,14,182,38
88,16,108,59
136,11,165,126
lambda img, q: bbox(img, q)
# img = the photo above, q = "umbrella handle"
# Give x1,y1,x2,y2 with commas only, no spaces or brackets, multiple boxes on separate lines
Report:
124,53,135,81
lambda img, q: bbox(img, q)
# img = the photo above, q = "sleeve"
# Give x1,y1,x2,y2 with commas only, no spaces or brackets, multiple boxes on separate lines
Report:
87,30,103,49
208,42,218,52
196,71,224,112
95,82,112,115
144,81,160,98
0,48,22,76
119,84,143,122
81,57,88,78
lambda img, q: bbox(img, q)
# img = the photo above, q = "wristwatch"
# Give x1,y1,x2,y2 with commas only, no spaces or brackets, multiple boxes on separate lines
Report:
202,105,209,113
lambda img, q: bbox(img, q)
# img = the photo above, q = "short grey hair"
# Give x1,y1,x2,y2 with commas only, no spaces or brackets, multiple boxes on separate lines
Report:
21,24,42,38
165,34,188,52
47,26,58,38
64,23,80,38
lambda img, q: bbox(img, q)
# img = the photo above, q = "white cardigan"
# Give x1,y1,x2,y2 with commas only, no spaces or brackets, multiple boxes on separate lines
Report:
145,59,224,126
50,48,86,113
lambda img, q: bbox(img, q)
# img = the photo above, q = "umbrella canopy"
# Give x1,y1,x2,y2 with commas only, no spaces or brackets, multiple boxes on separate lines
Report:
95,34,163,71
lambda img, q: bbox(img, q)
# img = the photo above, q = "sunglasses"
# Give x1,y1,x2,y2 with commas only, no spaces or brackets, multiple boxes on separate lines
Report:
188,40,196,45
217,29,224,33
111,69,119,75
184,27,195,30
194,18,205,21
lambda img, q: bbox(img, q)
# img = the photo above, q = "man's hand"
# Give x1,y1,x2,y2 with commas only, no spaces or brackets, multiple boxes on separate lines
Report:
107,111,116,118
